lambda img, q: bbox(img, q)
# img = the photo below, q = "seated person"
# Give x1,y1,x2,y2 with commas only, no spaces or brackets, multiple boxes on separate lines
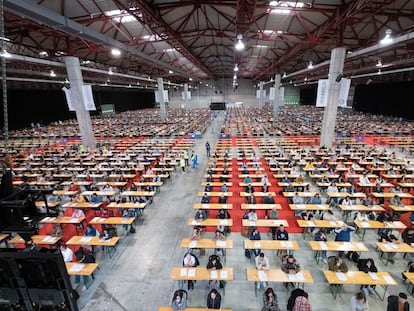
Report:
263,193,275,205
51,224,63,237
309,193,322,204
204,183,212,193
214,230,225,256
206,288,221,309
171,290,187,311
245,194,256,204
328,256,348,273
90,193,103,203
248,209,258,221
249,228,261,257
194,209,208,222
262,287,279,311
220,183,228,193
71,208,85,219
201,193,210,204
255,252,270,289
243,175,253,184
218,193,227,204
281,255,301,288
358,258,378,296
245,183,255,194
216,209,231,233
182,252,199,290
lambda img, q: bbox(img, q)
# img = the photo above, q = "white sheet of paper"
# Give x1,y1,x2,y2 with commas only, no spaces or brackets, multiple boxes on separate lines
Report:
288,274,297,281
258,270,267,282
210,270,218,279
180,268,187,276
202,204,209,209
297,204,306,209
191,221,199,225
189,241,197,248
69,263,85,272
188,269,195,277
319,242,328,250
219,220,228,225
254,242,261,248
361,222,370,228
383,275,395,284
216,240,226,247
357,243,365,250
308,221,315,227
249,221,256,226
336,272,347,281
80,237,92,242
220,270,228,279
368,272,379,280
383,244,392,250
295,271,304,281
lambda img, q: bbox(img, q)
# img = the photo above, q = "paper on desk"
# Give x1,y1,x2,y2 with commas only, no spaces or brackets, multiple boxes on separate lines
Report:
368,272,379,280
360,222,370,228
319,242,328,250
42,236,54,242
254,242,261,248
216,240,226,247
69,263,85,272
273,220,282,225
191,220,199,225
210,270,218,279
288,274,297,281
180,268,187,276
343,242,352,250
188,269,195,277
281,241,293,248
357,243,365,250
297,204,306,209
189,241,197,248
393,221,403,227
329,221,338,226
307,221,315,227
383,275,395,284
383,244,393,250
295,271,304,281
336,272,347,281
80,237,92,242
220,270,228,279
249,221,256,226
390,243,399,249
219,220,228,225
258,271,267,282
202,204,209,209
70,218,78,223
318,205,325,209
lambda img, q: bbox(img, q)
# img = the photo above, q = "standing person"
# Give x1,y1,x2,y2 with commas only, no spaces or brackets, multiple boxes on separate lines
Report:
262,287,280,311
207,288,221,309
180,158,186,174
191,152,198,169
387,293,409,311
350,291,369,311
206,142,211,157
335,223,356,257
183,150,189,167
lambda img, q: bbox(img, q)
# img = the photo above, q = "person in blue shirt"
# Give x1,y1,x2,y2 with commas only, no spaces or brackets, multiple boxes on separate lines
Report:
309,193,322,204
335,223,356,257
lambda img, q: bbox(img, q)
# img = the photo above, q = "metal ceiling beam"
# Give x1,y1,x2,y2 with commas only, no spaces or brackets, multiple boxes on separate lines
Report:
114,0,215,79
253,0,394,80
4,0,190,78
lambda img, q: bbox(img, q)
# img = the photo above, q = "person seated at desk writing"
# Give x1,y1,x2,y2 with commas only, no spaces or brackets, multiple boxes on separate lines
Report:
171,290,187,311
220,183,228,193
68,183,79,192
326,183,339,206
276,224,290,257
358,258,378,296
71,208,85,219
309,193,322,205
255,252,270,289
206,254,223,288
245,183,255,194
263,193,275,205
387,292,409,311
243,175,253,184
182,252,199,290
60,244,74,263
204,183,213,193
262,287,280,311
292,193,304,215
328,256,348,273
359,174,371,185
249,228,261,257
350,291,369,311
335,223,355,256
207,288,221,309
379,231,399,264
214,230,225,256
218,193,227,204
248,209,258,221
216,209,231,234
221,167,229,182
201,193,211,204
245,193,257,204
90,193,103,204
402,227,414,260
206,173,214,183
51,223,63,237
195,209,208,222
281,255,301,288
341,195,353,206
261,174,269,192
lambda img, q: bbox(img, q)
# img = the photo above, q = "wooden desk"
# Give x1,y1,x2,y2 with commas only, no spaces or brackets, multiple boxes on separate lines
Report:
241,204,281,210
187,219,233,227
66,262,99,289
8,235,62,246
201,182,233,187
308,241,369,264
81,190,117,197
66,236,120,258
170,267,233,294
196,192,233,197
283,192,317,198
389,204,414,212
376,242,414,265
289,204,330,211
323,270,397,300
402,272,414,296
193,203,233,210
326,192,366,199
354,220,407,240
0,234,9,247
240,192,276,197
242,219,289,227
339,204,385,221
62,202,102,209
244,240,299,251
89,217,135,225
53,190,78,196
246,268,313,297
40,216,85,225
159,308,232,311
181,238,233,250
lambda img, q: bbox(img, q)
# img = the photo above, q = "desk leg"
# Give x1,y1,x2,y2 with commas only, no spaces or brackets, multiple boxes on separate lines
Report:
314,251,320,264
356,228,366,240
178,280,184,290
377,250,389,266
254,282,258,297
329,284,341,299
375,285,389,301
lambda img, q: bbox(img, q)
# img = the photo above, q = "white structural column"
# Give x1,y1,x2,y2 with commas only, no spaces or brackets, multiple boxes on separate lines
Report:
258,81,265,106
157,77,167,121
273,74,281,119
184,83,189,109
320,47,346,147
63,56,96,150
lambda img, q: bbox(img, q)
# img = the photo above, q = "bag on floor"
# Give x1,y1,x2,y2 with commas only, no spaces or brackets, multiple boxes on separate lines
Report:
346,251,360,263
244,249,251,259
129,226,136,234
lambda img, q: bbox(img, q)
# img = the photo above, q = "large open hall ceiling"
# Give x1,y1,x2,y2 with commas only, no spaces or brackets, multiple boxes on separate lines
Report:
2,0,414,89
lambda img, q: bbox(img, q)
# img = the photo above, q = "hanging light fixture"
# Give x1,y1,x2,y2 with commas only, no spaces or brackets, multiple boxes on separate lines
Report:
380,29,393,45
307,61,313,69
111,48,121,56
49,70,56,77
235,35,245,51
376,60,382,67
234,64,239,72
233,74,237,80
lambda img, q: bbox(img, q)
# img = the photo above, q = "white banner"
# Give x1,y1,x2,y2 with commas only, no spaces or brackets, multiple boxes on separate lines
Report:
82,85,96,111
269,87,275,100
181,91,191,100
279,87,285,104
338,78,351,107
256,90,266,99
62,86,75,111
316,79,328,107
155,90,169,102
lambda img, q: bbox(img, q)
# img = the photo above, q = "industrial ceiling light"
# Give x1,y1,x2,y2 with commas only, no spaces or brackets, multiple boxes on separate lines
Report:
233,74,237,80
0,49,11,58
234,64,239,72
168,70,174,74
49,70,56,77
111,48,121,56
235,35,245,51
376,60,382,67
307,61,313,69
283,72,287,78
108,68,114,75
380,29,393,45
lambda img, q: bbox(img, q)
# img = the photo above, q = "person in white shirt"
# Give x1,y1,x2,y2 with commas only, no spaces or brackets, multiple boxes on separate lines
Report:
60,245,73,262
248,209,258,221
341,195,353,206
359,174,370,185
255,252,270,288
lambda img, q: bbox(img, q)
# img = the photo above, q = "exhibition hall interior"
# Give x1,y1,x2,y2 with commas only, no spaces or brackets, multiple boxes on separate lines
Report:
1,1,414,311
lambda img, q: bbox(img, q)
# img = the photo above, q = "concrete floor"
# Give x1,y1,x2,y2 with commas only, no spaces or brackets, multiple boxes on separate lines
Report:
77,111,413,311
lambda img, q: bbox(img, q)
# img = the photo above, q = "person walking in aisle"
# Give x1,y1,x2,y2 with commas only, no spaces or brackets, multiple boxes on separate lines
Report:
205,142,211,157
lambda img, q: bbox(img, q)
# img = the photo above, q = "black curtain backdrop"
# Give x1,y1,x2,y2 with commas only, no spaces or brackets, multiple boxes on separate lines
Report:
299,85,317,105
0,88,155,130
353,81,414,120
